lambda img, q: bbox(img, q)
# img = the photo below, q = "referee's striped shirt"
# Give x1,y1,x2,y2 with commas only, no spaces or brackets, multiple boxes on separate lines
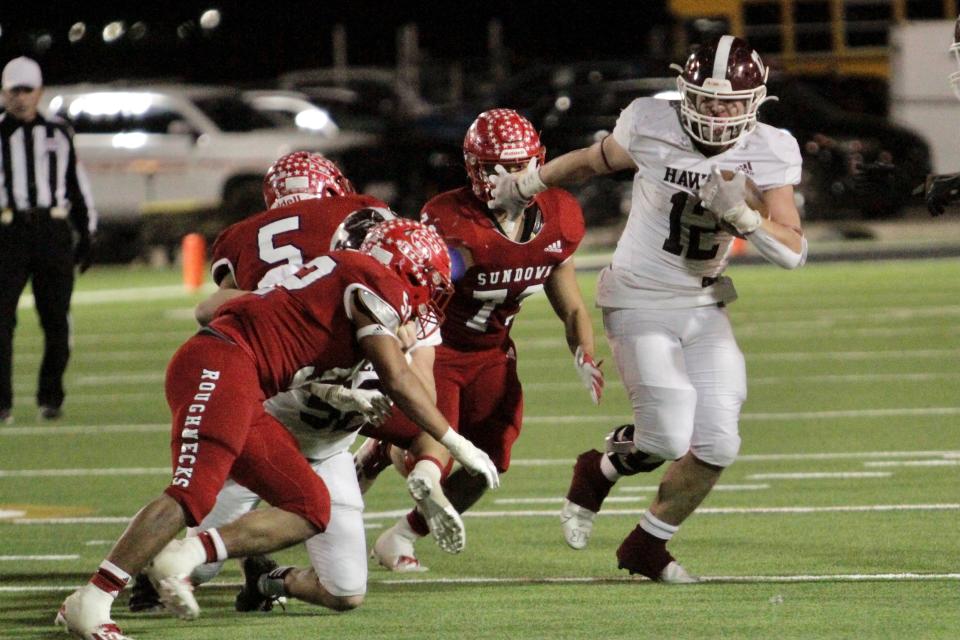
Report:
0,111,97,233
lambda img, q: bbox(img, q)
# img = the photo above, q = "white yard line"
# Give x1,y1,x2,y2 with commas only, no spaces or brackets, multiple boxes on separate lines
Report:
494,496,645,505
523,348,960,365
618,484,770,492
10,503,958,525
864,460,960,468
0,555,78,561
18,284,214,309
0,467,167,478
746,472,892,480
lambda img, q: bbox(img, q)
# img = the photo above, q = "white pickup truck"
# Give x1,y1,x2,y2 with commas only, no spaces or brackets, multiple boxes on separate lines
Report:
42,84,376,255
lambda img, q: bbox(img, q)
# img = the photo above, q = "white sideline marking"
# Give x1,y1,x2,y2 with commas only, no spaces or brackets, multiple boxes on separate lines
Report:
521,407,960,424
0,509,25,518
494,496,646,505
374,573,960,586
14,503,957,525
524,348,960,366
18,284,214,309
524,372,960,391
864,460,960,468
0,555,78,561
0,467,166,478
4,572,960,592
618,484,770,492
746,472,892,480
0,423,168,436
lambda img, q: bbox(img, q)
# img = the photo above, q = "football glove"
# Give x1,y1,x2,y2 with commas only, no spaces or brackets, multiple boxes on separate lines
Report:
698,166,762,235
574,346,604,405
440,429,500,489
924,172,960,217
307,383,393,426
487,158,545,216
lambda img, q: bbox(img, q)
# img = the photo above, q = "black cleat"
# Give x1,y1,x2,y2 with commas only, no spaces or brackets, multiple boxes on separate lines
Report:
128,572,164,613
39,405,62,420
235,555,280,612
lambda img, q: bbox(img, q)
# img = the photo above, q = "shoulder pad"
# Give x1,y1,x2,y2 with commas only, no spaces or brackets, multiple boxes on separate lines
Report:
354,288,401,332
541,189,586,245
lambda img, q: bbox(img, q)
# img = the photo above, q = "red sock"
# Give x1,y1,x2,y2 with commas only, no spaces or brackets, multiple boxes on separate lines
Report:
90,560,130,598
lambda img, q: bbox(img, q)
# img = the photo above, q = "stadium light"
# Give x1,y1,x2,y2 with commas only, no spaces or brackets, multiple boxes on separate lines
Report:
68,22,87,43
200,9,221,30
103,21,125,43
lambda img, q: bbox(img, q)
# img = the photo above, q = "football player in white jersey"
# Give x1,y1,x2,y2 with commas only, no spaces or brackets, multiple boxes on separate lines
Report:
923,13,960,215
489,35,806,582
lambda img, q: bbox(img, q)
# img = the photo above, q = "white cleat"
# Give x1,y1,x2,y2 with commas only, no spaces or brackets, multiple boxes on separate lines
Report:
406,469,465,554
55,585,132,639
371,523,429,572
660,561,700,584
560,500,597,550
145,539,201,620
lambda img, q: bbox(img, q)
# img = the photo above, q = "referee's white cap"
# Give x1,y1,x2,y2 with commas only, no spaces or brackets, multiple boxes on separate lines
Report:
2,57,42,91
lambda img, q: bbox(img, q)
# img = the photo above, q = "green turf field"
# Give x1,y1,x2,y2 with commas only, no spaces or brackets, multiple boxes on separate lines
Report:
1,259,958,639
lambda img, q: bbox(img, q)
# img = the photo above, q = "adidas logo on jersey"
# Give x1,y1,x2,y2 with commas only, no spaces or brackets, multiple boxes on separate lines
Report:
544,240,563,253
735,161,755,175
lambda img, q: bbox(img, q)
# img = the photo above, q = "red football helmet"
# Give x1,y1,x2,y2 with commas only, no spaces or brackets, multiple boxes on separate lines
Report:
359,218,453,338
950,14,960,100
330,206,397,251
674,35,771,147
463,108,545,202
262,151,355,209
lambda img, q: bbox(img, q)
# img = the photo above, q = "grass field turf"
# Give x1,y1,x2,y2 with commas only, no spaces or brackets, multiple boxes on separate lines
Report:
1,258,958,639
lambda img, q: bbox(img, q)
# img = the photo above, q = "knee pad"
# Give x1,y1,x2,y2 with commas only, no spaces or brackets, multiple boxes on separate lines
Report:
604,424,665,475
691,433,741,468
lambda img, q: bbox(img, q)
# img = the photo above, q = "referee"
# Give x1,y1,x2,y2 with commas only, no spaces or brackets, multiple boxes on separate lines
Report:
0,56,97,423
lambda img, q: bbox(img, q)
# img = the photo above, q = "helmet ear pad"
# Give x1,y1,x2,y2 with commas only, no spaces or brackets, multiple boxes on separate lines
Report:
463,108,545,201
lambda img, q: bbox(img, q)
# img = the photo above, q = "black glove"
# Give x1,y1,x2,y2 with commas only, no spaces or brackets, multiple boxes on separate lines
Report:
851,161,896,195
924,173,960,217
74,232,93,274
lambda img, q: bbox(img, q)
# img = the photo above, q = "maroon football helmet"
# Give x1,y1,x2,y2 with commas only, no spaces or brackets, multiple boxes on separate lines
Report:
950,14,960,100
463,108,545,202
262,151,355,209
359,219,453,338
675,35,771,147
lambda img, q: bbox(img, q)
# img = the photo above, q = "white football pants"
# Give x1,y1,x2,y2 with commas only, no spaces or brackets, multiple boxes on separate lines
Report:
188,450,367,597
603,304,746,467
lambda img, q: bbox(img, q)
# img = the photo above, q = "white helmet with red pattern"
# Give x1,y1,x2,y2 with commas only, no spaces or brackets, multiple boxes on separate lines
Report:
950,14,960,100
360,218,453,338
262,151,355,209
463,108,545,202
674,35,772,147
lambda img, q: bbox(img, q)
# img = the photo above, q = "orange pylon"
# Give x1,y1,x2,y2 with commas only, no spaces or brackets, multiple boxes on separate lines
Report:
182,233,206,292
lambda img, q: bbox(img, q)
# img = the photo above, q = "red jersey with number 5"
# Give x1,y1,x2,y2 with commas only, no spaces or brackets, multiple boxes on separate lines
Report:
209,251,411,397
210,194,387,290
420,186,585,351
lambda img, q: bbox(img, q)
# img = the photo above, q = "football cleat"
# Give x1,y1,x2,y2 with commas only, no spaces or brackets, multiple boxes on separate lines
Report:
560,499,597,550
370,523,428,573
406,469,465,554
145,539,201,620
235,555,280,612
55,585,132,639
354,438,393,494
127,573,164,613
616,524,699,584
565,449,615,513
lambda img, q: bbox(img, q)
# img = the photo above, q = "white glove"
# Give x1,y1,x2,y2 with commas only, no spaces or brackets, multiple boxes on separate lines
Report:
574,346,604,405
440,428,500,489
487,159,546,216
308,383,393,427
697,166,762,235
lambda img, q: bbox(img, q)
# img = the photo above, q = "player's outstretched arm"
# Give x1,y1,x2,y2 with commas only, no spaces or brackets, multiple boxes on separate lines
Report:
488,136,636,214
195,273,248,325
354,306,499,488
544,259,603,404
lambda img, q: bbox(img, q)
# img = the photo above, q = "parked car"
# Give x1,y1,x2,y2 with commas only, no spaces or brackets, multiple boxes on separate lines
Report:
43,83,376,258
241,89,340,136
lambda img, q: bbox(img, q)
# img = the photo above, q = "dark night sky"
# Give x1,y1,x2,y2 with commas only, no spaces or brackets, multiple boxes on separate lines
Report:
0,2,673,85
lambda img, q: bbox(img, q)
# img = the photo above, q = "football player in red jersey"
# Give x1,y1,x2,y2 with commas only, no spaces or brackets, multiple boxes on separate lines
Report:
354,109,603,572
55,219,499,640
488,36,805,583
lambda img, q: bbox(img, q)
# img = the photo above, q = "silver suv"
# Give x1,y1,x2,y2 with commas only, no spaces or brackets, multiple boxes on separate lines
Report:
43,84,375,232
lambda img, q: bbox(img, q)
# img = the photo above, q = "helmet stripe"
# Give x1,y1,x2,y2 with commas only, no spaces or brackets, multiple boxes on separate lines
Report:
712,35,736,79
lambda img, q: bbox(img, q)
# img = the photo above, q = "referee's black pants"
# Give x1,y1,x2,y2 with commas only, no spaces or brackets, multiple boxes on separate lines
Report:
0,212,75,412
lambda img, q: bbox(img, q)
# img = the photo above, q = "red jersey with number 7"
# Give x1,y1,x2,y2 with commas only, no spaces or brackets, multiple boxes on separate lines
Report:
209,251,411,397
420,186,585,351
210,194,387,290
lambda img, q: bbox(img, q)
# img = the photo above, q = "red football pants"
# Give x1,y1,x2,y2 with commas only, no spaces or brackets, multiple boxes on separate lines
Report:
163,333,330,530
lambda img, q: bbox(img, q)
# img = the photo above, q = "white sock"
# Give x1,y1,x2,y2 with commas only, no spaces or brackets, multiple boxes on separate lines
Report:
410,458,443,485
599,454,622,482
394,514,421,541
639,510,679,541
